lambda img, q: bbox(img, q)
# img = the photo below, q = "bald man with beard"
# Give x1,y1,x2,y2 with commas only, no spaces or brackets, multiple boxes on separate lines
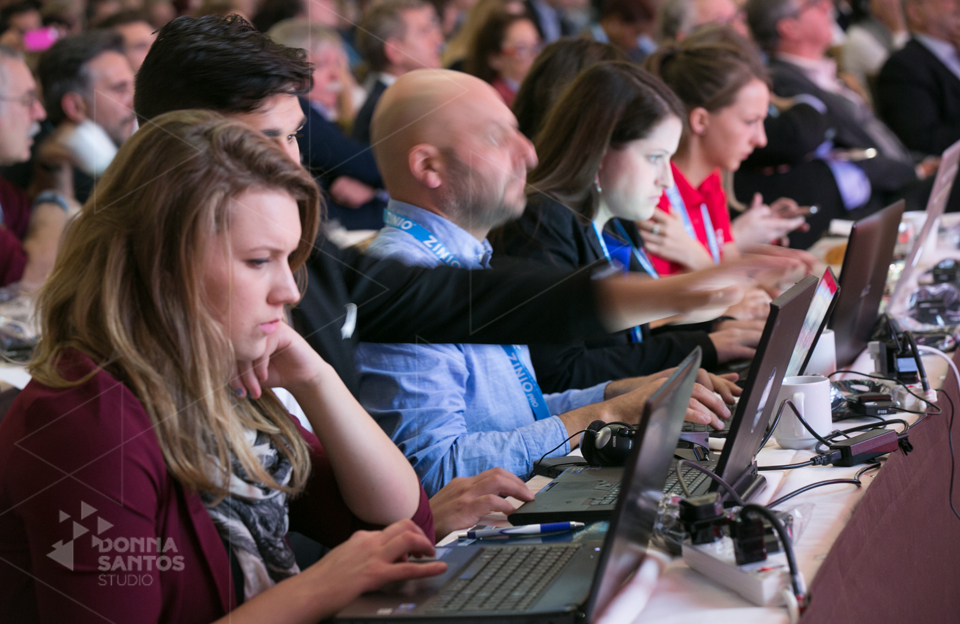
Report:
354,69,742,496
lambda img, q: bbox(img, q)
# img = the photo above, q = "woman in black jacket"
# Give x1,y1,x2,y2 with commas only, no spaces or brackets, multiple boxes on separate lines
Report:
495,61,762,396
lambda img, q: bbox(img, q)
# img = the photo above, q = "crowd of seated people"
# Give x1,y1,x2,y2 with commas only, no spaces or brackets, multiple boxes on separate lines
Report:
0,0,954,620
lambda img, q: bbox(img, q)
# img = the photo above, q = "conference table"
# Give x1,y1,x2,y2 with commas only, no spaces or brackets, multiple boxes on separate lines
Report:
435,348,959,624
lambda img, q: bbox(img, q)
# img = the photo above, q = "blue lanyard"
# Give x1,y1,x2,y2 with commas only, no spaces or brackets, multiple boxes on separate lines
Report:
665,185,721,265
501,345,552,421
384,207,551,420
591,221,645,343
383,209,464,268
612,219,659,280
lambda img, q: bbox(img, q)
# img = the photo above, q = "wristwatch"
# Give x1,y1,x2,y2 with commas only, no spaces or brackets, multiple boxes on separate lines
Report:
33,190,71,213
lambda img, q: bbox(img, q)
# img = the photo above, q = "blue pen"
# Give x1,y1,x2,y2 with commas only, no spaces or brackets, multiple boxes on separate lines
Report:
458,522,585,540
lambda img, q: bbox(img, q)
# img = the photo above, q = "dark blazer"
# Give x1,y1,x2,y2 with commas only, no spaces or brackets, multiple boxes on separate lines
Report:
292,231,608,398
768,58,917,194
523,0,577,42
736,102,844,248
735,59,924,246
351,79,388,145
492,193,718,392
0,350,433,623
298,98,382,187
878,39,960,156
298,98,386,230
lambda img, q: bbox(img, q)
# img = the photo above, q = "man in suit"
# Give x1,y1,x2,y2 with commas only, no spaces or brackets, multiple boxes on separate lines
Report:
743,0,933,227
352,0,443,144
524,0,578,43
877,0,960,209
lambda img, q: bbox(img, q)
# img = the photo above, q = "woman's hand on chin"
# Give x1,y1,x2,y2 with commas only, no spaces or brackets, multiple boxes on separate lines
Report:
230,322,328,400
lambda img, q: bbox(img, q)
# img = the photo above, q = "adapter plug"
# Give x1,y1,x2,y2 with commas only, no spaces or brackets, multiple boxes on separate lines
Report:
679,493,726,545
829,429,899,467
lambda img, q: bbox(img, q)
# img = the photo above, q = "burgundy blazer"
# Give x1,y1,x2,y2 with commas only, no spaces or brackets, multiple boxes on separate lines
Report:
0,175,31,286
0,351,434,623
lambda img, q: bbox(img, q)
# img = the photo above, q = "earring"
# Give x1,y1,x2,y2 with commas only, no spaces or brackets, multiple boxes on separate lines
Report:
595,174,602,195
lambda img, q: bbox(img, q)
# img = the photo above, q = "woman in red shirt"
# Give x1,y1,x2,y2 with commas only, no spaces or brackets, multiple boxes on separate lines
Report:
643,27,806,294
0,110,444,623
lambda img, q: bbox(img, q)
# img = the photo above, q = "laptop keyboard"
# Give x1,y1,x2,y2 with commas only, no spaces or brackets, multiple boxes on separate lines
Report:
426,545,580,613
663,463,710,496
682,417,733,435
588,482,621,506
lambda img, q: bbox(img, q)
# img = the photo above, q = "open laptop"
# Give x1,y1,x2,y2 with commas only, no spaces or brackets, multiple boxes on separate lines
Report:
887,138,960,316
685,267,840,439
830,201,906,369
785,267,840,377
333,348,701,623
509,348,701,525
513,276,818,521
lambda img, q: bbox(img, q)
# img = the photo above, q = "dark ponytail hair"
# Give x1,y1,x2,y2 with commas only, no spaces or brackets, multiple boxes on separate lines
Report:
527,61,685,220
645,24,769,114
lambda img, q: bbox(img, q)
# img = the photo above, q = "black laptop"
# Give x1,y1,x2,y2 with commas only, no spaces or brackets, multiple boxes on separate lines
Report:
333,348,700,623
671,275,818,503
830,200,906,369
509,348,701,525
513,276,820,523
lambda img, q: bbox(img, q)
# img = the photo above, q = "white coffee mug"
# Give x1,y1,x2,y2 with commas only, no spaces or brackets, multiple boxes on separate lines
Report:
805,329,837,376
774,375,833,450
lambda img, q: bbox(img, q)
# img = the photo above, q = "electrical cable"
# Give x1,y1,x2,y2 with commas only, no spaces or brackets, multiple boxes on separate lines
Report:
937,388,960,523
757,396,788,452
904,330,930,392
675,459,745,506
741,504,804,606
759,460,814,471
827,370,941,417
767,461,882,508
782,399,834,447
533,430,587,473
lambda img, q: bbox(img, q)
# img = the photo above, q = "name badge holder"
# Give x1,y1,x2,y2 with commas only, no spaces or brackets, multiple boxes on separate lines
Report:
591,222,645,343
384,207,552,420
665,185,722,265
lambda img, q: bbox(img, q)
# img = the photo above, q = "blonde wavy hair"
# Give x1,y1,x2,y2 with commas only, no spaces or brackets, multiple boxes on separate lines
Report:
30,109,322,502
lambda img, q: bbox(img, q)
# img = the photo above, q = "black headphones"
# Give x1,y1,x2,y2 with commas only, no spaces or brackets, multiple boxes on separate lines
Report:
580,420,637,467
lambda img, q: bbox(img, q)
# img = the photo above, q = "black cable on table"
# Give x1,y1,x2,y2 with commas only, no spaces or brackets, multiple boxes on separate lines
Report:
767,462,882,508
533,430,586,473
938,388,960,524
675,459,745,506
759,460,815,471
827,370,942,420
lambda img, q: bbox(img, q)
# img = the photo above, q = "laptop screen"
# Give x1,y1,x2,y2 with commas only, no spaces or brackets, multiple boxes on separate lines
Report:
785,268,840,377
714,275,819,494
582,347,701,620
888,138,960,315
830,201,906,368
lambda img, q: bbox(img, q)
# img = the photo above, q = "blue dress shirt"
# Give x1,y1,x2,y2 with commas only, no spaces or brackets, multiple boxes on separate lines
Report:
355,200,609,495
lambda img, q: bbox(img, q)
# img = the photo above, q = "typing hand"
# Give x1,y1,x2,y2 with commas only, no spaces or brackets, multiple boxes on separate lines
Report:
724,287,772,321
693,368,742,405
687,382,733,430
708,322,763,363
306,519,446,618
637,208,714,271
430,469,534,542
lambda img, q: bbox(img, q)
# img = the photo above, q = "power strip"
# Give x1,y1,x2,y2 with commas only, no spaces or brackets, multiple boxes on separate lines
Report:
682,537,789,606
